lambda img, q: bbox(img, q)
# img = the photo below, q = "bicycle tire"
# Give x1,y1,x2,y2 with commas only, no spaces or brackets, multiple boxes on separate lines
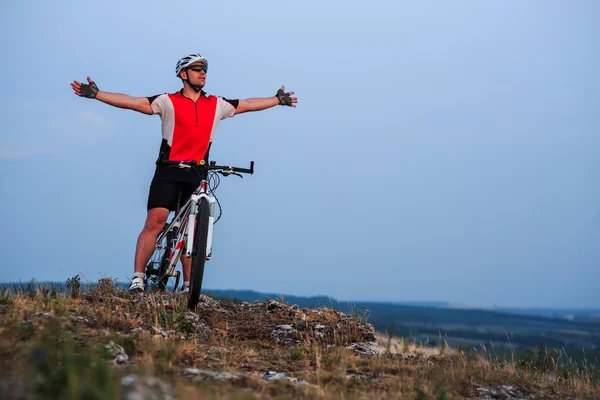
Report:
155,229,173,291
188,197,210,308
145,225,170,292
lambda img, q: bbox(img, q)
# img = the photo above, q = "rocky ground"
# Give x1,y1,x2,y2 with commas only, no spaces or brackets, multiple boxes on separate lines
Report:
0,283,598,399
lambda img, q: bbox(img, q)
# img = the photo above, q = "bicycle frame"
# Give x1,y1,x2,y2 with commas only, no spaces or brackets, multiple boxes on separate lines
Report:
155,180,216,280
145,159,253,295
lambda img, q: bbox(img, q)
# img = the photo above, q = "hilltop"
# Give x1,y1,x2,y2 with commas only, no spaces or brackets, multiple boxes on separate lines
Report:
0,281,599,399
4,281,599,352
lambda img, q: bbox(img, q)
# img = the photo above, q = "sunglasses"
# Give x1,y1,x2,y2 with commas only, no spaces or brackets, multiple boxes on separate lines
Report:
188,65,208,73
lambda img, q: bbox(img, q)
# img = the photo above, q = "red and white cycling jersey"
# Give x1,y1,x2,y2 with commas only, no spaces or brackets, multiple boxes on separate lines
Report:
148,90,238,163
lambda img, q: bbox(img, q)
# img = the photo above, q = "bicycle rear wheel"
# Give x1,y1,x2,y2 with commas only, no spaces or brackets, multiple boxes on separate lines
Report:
188,197,210,309
155,229,173,291
145,225,171,292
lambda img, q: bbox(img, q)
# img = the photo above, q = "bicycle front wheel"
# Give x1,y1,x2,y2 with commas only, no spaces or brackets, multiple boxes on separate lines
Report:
188,197,210,309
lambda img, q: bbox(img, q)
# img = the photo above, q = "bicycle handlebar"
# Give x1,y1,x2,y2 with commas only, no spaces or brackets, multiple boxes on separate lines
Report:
159,160,254,175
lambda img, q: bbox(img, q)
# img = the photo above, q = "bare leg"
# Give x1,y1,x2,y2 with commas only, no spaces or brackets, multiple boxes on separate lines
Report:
134,208,170,274
181,256,191,283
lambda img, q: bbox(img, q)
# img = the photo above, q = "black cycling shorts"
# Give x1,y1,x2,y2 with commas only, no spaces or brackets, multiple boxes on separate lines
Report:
147,165,202,211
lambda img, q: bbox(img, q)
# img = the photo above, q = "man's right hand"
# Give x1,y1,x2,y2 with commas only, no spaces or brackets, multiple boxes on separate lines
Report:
69,78,153,114
71,76,99,99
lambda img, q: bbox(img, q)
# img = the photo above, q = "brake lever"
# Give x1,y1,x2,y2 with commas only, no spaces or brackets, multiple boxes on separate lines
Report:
219,170,243,178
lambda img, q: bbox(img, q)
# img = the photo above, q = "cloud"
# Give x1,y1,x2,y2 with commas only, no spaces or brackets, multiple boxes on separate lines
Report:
78,110,110,128
0,109,116,161
593,212,600,228
50,109,115,141
0,147,49,160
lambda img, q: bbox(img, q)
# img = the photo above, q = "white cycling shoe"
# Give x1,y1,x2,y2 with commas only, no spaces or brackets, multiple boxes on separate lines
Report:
128,276,145,293
178,283,190,295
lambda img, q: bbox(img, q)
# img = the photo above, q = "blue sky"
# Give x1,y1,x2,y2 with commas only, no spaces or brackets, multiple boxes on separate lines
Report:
1,1,599,308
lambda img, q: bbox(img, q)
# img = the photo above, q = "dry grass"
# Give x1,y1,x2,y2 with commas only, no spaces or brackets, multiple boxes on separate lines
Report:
0,284,598,399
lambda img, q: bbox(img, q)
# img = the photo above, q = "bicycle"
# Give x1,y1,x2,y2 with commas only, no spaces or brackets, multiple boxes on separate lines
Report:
144,159,254,309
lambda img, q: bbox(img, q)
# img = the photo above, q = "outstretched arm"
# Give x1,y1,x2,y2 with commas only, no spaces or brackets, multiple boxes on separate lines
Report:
71,77,153,115
235,86,297,115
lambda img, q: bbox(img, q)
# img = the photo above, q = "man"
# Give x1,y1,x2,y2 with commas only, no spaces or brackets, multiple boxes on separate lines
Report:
71,53,297,293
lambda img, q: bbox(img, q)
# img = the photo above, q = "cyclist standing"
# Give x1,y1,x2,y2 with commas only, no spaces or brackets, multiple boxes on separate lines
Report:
71,53,297,293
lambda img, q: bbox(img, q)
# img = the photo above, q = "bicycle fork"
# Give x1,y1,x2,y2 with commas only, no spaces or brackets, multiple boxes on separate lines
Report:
186,193,215,260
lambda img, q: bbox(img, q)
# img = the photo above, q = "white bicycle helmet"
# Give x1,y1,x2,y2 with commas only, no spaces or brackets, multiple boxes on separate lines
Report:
175,53,208,77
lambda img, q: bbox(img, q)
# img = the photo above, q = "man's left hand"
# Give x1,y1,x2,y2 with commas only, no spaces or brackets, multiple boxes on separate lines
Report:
275,86,297,107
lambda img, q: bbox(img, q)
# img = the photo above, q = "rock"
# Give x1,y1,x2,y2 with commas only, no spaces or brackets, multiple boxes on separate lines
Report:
294,310,308,321
475,385,536,400
121,375,175,400
183,369,242,382
183,311,200,322
271,324,301,346
104,340,128,365
115,293,381,352
358,323,377,342
262,371,312,387
183,368,202,376
347,374,380,383
276,324,294,331
71,315,90,323
346,341,378,357
312,323,333,340
151,326,175,338
181,312,211,336
198,294,220,307
265,300,286,312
